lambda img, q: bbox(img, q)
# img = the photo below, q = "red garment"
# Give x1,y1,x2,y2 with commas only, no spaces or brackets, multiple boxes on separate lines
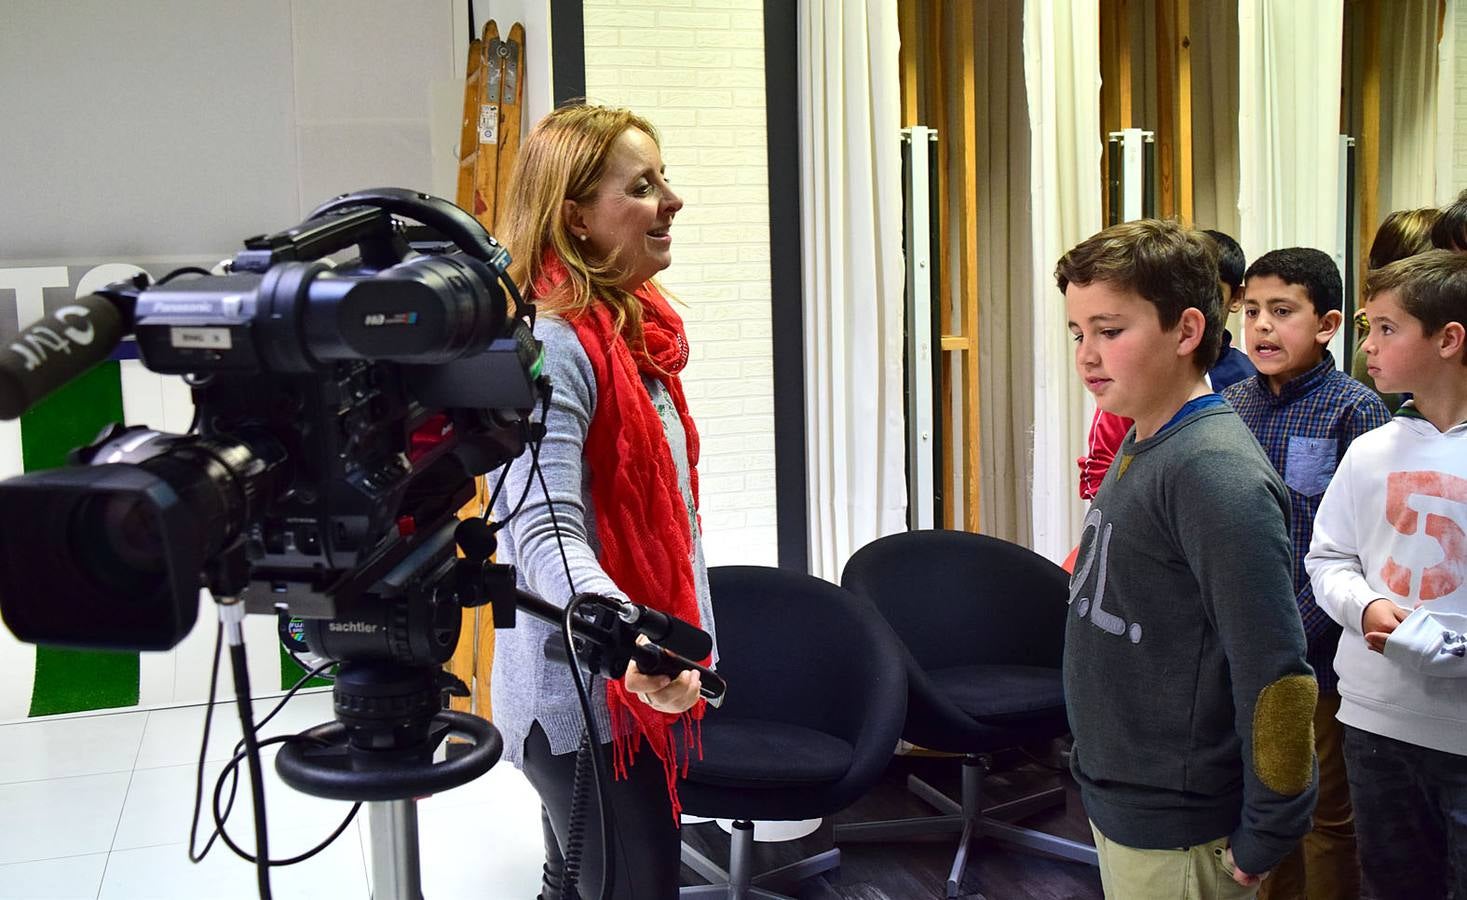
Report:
1077,408,1133,501
533,252,706,820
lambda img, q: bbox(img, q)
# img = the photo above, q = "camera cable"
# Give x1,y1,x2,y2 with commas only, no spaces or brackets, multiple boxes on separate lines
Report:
217,596,274,900
188,617,360,877
531,446,616,900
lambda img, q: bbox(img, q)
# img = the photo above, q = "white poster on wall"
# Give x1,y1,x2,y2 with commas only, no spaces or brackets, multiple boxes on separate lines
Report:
0,259,291,722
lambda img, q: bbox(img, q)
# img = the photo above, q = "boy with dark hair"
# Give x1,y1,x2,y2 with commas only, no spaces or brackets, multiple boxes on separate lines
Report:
1307,249,1467,900
1220,247,1390,900
1059,219,1318,899
1202,229,1259,393
1075,227,1255,500
1430,187,1467,251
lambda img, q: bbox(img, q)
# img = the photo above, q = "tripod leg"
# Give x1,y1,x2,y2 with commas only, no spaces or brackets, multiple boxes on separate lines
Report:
368,800,425,900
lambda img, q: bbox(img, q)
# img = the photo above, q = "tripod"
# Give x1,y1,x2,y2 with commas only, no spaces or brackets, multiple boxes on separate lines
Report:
275,661,502,900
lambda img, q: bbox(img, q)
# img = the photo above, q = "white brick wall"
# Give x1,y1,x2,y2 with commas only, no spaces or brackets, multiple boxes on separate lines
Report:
583,0,779,567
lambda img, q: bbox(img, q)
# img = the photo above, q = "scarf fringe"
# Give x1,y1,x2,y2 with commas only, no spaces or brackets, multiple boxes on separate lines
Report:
607,686,706,824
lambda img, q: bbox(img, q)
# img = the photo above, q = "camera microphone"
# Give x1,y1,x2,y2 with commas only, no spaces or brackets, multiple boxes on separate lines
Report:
615,601,713,662
0,293,128,419
452,519,713,662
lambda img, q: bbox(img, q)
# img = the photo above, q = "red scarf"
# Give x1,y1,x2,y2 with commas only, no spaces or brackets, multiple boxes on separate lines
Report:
533,252,705,820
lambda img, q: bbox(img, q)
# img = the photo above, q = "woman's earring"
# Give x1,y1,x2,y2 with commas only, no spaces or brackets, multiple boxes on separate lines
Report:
578,233,588,242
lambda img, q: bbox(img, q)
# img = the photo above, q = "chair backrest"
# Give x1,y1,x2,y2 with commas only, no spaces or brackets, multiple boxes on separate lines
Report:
840,529,1069,672
706,565,906,746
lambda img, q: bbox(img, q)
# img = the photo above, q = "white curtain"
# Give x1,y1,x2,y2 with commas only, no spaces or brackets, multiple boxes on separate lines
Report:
798,0,907,580
1380,0,1440,211
1024,0,1103,563
974,0,1035,546
1436,0,1460,204
1237,0,1344,261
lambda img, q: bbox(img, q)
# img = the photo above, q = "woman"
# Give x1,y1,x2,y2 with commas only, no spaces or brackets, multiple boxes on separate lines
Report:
489,103,714,900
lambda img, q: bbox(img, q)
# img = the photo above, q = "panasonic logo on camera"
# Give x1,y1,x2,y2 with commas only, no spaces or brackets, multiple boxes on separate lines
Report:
327,622,378,634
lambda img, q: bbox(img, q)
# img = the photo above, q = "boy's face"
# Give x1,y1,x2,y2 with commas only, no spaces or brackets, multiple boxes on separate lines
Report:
1066,281,1202,427
1240,275,1340,394
1221,280,1243,316
1361,289,1436,394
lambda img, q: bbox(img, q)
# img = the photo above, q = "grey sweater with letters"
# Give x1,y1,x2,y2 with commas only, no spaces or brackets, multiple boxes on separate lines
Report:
489,316,716,765
1064,403,1318,875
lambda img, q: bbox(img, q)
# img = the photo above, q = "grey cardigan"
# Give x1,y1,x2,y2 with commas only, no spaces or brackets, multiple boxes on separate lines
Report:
489,315,716,764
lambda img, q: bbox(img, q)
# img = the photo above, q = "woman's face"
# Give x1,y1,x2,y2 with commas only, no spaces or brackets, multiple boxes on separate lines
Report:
568,127,683,289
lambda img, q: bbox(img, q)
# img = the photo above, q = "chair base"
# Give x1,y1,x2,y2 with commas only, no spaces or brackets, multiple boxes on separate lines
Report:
834,755,1098,899
681,819,841,900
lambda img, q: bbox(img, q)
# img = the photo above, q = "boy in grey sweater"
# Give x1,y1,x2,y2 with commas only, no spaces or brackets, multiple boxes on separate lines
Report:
1058,220,1318,899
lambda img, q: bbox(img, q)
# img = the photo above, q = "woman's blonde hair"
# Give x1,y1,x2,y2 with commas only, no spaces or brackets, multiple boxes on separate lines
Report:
497,102,661,340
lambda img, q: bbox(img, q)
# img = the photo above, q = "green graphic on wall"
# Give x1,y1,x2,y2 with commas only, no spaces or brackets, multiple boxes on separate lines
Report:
21,362,140,716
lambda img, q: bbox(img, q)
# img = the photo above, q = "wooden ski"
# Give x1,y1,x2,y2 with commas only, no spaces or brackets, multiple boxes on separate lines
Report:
453,23,485,216
491,22,526,227
448,20,527,723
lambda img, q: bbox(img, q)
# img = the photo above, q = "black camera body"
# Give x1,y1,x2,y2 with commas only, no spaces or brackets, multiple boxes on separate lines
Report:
0,189,542,655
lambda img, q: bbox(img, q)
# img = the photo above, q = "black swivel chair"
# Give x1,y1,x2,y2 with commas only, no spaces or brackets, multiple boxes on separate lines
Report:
834,529,1097,899
677,565,907,900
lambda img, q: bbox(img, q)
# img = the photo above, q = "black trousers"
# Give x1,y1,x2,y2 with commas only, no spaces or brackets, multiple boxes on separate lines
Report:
1342,725,1467,900
520,722,682,900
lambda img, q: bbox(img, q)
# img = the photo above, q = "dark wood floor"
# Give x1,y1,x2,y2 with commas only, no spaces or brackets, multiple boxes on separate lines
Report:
680,746,1105,900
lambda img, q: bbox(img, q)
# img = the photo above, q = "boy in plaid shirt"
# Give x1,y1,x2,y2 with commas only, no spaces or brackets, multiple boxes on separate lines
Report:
1221,247,1391,900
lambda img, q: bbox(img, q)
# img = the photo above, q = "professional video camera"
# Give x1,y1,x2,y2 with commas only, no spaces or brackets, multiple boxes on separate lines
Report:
0,188,542,654
0,189,723,900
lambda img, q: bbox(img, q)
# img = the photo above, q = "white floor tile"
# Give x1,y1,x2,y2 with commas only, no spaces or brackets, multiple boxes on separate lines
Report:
0,852,108,899
358,766,545,900
0,710,147,784
113,757,358,853
415,756,536,813
0,772,130,866
99,822,366,900
132,692,334,771
360,800,544,900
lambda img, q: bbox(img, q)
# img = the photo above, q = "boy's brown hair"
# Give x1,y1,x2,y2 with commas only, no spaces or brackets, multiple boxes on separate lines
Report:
1055,219,1223,370
1365,249,1467,365
1370,207,1440,271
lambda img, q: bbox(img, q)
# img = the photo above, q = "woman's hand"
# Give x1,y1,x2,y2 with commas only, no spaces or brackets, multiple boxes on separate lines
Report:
624,641,702,714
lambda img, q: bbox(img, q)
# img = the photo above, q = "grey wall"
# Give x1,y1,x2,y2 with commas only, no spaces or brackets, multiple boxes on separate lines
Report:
0,0,462,263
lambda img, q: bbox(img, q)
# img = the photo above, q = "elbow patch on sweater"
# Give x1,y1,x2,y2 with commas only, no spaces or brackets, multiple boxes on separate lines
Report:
1252,674,1318,796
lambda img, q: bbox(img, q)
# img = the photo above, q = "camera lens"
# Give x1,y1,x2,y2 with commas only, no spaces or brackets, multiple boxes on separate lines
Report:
71,491,168,595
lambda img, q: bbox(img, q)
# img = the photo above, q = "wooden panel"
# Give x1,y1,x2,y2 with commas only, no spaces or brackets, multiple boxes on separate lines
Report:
1155,0,1177,218
929,0,956,529
1100,0,1123,225
899,0,919,127
1118,0,1133,128
955,0,981,531
1176,0,1193,223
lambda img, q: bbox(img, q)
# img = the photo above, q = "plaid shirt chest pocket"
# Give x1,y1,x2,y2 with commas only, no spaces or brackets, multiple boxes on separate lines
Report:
1284,435,1338,497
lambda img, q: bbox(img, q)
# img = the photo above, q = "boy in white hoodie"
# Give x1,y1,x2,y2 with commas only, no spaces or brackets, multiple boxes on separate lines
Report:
1306,249,1467,900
